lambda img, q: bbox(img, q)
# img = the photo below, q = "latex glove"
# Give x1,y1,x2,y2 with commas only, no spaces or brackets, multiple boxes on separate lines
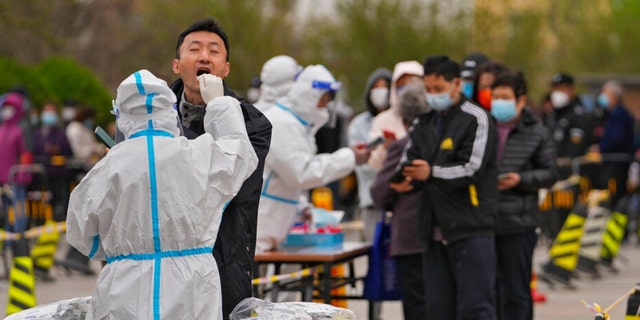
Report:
349,145,371,165
198,74,224,104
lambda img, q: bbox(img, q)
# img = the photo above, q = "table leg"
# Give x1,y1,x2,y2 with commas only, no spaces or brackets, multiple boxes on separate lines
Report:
322,262,332,303
368,300,375,320
271,263,281,302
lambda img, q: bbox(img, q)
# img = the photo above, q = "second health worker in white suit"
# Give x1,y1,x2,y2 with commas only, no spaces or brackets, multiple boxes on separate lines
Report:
256,64,370,253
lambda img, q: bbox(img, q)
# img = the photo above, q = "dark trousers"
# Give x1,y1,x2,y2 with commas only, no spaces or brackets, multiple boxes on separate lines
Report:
495,231,538,320
423,236,496,320
395,253,426,319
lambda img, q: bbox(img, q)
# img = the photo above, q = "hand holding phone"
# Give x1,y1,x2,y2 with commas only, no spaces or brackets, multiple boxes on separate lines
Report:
94,126,116,148
365,136,386,150
388,160,412,183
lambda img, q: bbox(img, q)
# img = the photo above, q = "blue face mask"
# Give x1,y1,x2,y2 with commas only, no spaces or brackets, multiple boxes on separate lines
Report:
491,99,518,123
41,112,58,126
597,93,609,108
425,87,454,112
461,81,474,99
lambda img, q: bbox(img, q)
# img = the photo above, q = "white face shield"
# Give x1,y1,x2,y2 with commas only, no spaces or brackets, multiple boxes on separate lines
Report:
311,79,341,129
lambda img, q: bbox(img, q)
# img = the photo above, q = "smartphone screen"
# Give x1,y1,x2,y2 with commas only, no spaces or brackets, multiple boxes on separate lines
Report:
366,136,385,149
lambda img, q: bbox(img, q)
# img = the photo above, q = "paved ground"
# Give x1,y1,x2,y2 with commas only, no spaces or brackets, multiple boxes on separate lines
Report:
1,234,639,319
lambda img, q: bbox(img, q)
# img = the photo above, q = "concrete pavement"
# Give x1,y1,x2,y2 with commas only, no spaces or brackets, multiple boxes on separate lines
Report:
1,237,639,319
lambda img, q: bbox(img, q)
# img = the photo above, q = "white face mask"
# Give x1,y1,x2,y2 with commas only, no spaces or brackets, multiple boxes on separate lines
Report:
247,88,260,103
369,87,389,110
62,108,76,122
314,107,330,128
550,91,570,109
1,107,15,120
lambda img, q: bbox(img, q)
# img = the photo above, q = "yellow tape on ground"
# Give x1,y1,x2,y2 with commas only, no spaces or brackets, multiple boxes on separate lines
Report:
252,267,315,285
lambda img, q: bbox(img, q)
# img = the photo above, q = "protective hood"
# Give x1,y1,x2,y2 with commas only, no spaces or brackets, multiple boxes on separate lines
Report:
390,61,423,112
114,70,181,139
364,68,392,116
255,55,301,108
1,92,25,125
277,64,340,129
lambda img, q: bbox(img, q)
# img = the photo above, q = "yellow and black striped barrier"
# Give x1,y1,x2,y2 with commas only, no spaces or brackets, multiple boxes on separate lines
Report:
5,239,36,316
30,220,61,271
577,205,609,275
601,210,628,265
626,283,640,319
541,205,586,287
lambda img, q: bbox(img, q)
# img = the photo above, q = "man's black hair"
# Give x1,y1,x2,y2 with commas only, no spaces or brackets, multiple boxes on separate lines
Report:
422,55,460,81
175,17,230,61
491,71,527,98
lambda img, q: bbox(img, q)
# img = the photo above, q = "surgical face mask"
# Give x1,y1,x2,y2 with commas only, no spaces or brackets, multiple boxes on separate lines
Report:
425,85,454,112
369,87,389,110
62,107,76,122
597,93,609,108
313,107,330,130
2,107,15,120
491,99,518,123
461,81,474,99
247,88,260,103
41,111,58,126
550,90,570,109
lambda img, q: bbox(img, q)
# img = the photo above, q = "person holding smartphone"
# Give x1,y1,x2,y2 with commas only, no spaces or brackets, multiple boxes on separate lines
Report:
391,55,498,320
490,71,558,320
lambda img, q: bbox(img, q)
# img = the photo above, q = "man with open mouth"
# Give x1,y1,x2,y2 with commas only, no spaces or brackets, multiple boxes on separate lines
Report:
170,17,272,320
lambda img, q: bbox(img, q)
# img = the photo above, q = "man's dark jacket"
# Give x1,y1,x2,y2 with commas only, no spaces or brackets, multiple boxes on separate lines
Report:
406,97,498,246
496,107,558,235
170,79,272,319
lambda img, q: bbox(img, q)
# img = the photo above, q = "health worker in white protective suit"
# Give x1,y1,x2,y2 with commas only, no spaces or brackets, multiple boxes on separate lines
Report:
253,55,302,114
66,69,258,320
256,64,370,253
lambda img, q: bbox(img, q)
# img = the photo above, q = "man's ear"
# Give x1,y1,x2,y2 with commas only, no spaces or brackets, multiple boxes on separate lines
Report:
517,95,527,110
172,59,180,75
222,62,230,78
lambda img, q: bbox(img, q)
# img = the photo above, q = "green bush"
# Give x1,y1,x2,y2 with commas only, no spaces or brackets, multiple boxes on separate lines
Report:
36,56,114,125
1,56,113,125
0,56,56,109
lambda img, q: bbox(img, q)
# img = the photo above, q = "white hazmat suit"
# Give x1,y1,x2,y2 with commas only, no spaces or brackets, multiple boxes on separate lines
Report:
66,70,258,320
256,65,356,253
254,55,301,114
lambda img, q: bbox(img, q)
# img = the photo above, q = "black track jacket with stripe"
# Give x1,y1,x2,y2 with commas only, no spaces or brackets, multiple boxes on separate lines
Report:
405,96,498,246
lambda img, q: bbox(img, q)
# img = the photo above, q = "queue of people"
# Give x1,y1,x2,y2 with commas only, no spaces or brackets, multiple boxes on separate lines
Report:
0,89,106,279
3,15,640,320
